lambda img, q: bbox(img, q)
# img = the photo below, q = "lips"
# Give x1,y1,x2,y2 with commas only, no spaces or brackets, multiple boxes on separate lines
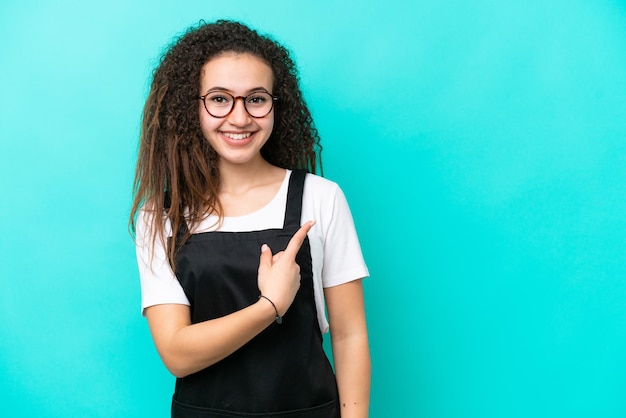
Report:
220,131,256,147
222,132,252,140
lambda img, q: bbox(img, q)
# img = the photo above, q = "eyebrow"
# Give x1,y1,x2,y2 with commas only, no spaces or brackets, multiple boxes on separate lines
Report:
204,86,272,95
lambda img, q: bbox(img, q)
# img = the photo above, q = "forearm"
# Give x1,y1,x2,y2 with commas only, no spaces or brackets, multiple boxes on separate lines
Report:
332,332,371,417
147,299,276,378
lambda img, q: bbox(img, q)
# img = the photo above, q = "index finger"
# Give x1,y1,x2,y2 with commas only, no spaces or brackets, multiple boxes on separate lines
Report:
283,221,315,259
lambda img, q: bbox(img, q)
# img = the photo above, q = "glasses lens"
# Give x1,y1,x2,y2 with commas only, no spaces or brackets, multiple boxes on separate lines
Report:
202,92,275,118
204,92,234,118
245,92,274,118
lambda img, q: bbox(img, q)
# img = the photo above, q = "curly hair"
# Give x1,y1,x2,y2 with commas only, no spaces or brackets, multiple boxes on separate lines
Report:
129,20,322,268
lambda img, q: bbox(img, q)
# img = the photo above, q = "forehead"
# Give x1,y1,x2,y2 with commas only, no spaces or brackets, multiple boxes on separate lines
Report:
199,52,274,93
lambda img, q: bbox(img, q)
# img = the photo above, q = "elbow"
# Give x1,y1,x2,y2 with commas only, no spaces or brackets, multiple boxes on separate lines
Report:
159,351,197,378
163,358,194,378
160,349,222,378
171,369,192,379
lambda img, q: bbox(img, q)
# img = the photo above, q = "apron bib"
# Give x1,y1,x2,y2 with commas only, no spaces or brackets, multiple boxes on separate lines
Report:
170,170,339,418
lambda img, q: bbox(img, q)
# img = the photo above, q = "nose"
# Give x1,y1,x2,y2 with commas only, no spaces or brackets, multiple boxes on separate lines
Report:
227,97,252,126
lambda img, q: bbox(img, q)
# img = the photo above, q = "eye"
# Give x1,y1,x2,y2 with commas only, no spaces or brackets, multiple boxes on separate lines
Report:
207,93,233,105
247,93,269,106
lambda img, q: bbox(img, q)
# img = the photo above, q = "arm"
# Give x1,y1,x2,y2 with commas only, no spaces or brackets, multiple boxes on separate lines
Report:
146,300,276,378
325,279,371,418
145,221,314,378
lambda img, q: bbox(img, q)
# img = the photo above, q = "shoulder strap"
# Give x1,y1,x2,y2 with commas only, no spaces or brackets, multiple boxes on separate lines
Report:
283,170,307,229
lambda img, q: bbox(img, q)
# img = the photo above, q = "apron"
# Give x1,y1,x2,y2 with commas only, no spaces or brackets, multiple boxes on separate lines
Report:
169,170,339,418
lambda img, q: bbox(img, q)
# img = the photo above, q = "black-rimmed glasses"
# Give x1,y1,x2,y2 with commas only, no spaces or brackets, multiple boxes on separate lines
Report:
198,91,278,118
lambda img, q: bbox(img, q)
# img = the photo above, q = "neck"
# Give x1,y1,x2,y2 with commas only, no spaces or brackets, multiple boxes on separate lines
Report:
217,157,280,194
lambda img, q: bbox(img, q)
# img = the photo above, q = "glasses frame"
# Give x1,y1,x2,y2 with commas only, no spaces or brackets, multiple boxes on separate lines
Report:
198,91,279,119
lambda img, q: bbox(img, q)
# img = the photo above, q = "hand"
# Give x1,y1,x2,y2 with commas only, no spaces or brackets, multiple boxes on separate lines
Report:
257,221,315,316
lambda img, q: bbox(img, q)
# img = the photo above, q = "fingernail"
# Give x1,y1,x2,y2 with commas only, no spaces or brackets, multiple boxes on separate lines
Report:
261,244,269,252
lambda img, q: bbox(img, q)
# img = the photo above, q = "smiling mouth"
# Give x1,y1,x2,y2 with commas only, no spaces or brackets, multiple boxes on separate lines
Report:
222,132,252,140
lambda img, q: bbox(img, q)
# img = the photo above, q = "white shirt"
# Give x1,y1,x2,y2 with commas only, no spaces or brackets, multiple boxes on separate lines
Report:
136,170,368,333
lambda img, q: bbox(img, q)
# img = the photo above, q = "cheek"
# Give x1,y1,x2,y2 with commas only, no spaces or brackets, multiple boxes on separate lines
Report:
264,114,275,134
198,111,220,136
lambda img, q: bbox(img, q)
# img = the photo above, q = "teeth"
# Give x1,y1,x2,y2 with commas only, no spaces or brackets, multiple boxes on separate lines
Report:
223,132,251,140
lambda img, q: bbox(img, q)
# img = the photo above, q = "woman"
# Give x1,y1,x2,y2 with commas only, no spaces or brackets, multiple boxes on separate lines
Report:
130,20,370,417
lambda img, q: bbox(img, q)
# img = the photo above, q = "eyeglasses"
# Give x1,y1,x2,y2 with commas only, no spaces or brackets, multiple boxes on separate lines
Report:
198,91,278,118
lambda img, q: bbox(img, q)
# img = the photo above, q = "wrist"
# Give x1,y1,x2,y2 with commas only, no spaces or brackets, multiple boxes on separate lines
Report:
258,295,283,324
256,296,279,323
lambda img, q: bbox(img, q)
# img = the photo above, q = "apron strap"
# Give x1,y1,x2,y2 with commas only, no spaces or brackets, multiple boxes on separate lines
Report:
169,169,308,245
283,170,307,230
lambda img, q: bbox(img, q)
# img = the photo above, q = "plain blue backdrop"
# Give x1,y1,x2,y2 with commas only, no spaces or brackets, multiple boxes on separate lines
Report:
1,1,626,417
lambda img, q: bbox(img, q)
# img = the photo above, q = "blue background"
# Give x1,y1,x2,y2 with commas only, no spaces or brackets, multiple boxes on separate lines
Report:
1,1,625,416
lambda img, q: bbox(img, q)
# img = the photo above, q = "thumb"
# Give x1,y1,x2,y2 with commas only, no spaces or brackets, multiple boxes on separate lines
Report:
259,244,273,268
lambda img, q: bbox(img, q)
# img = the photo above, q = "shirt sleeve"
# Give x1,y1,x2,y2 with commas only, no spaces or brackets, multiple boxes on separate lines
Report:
135,209,191,315
319,183,369,288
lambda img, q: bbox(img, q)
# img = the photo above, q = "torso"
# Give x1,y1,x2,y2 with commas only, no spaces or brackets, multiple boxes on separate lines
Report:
170,170,339,417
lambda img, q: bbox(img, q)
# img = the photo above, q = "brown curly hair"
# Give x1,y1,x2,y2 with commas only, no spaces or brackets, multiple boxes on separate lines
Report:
129,20,322,268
